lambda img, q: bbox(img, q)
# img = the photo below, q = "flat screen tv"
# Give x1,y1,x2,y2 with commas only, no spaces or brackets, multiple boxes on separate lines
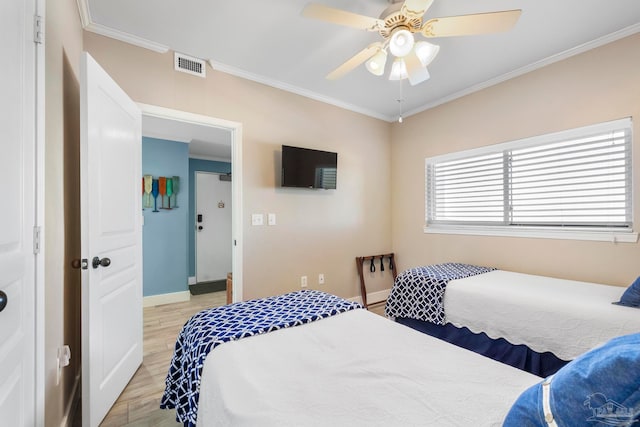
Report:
281,145,337,189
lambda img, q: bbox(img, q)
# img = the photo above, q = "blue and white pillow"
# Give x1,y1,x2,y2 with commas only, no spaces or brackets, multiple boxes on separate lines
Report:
613,276,640,308
504,333,640,426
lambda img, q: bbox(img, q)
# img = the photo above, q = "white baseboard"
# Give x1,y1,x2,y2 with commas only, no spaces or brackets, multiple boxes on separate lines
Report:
60,371,81,427
188,276,196,285
348,288,391,306
143,290,191,307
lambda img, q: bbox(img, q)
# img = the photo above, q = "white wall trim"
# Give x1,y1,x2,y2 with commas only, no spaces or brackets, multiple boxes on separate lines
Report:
137,103,244,303
348,288,391,307
143,291,191,307
139,103,243,133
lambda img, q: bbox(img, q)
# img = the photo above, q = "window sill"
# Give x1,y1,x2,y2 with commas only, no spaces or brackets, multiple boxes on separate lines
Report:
423,225,638,243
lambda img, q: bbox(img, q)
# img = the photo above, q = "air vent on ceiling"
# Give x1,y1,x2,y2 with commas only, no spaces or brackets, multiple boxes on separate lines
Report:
174,52,206,78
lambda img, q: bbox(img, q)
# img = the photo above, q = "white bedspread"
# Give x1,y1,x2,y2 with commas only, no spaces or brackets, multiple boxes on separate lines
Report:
445,270,640,361
197,309,540,427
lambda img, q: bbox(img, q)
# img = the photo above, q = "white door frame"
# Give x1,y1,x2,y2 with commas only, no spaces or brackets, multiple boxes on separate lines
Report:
138,104,243,302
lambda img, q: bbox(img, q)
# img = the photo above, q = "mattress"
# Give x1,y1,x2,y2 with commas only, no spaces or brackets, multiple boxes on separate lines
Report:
196,309,540,426
445,270,640,361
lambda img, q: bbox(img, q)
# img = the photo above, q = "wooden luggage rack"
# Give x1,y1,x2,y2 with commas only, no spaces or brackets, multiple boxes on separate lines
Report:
355,253,397,309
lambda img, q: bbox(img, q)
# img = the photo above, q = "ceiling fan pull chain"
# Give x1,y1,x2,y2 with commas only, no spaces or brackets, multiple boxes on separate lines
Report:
370,258,376,273
398,79,404,123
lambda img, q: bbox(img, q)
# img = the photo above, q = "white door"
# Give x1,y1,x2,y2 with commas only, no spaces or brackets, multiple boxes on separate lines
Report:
80,52,143,427
0,0,37,424
196,172,232,283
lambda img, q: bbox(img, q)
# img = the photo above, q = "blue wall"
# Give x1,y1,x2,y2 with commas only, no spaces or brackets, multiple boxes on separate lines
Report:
142,137,189,296
188,158,232,278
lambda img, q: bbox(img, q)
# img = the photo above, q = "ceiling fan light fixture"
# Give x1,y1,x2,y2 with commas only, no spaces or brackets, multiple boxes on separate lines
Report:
389,58,408,81
414,41,440,67
389,28,415,57
365,49,388,76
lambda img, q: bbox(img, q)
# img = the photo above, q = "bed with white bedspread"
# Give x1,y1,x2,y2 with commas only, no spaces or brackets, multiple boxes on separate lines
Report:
161,289,541,426
445,269,640,361
385,263,640,375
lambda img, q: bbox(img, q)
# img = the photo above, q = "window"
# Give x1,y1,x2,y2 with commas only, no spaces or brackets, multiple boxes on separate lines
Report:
425,118,636,242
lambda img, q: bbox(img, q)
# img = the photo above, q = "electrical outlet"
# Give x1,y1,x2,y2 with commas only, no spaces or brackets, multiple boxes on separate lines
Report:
301,276,308,288
318,273,325,285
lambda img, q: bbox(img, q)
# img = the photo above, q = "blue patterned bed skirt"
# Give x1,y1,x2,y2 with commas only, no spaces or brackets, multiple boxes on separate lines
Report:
160,289,362,427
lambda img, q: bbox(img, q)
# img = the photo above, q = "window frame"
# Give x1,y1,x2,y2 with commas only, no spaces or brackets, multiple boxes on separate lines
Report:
424,118,637,243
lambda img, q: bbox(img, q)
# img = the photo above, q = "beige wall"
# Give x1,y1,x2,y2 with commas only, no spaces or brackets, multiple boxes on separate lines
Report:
45,0,84,425
82,32,393,300
391,33,640,286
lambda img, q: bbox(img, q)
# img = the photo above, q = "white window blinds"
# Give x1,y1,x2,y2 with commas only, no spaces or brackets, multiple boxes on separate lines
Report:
426,118,632,233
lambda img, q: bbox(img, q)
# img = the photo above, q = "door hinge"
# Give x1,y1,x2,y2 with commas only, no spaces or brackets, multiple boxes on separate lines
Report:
33,226,41,254
34,15,44,44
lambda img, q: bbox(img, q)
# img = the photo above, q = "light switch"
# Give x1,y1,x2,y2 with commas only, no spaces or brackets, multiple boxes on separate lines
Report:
268,213,276,226
251,213,264,226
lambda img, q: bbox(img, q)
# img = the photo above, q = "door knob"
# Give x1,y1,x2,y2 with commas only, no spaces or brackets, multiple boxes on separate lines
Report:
198,226,203,231
92,257,111,269
0,290,7,312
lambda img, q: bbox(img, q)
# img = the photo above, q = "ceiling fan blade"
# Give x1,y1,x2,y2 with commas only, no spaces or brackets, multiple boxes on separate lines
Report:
422,9,522,38
326,43,382,80
404,50,430,86
302,3,383,31
401,0,434,19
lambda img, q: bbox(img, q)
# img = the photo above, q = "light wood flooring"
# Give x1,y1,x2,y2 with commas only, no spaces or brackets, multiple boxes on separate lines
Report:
367,301,387,317
78,292,386,426
97,291,227,427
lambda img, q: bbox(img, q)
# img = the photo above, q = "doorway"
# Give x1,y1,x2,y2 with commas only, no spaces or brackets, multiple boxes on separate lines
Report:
139,104,243,302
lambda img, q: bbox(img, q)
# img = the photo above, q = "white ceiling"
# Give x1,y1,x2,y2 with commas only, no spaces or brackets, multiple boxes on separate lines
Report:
84,0,640,152
141,115,232,160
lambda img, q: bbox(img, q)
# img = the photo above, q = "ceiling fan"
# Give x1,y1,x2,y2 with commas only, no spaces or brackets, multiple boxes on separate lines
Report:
302,0,522,85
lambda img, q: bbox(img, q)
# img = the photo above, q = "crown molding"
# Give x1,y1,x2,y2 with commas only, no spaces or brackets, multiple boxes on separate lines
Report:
75,0,639,123
208,60,391,122
405,23,640,118
75,0,91,27
76,0,169,53
76,1,386,120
